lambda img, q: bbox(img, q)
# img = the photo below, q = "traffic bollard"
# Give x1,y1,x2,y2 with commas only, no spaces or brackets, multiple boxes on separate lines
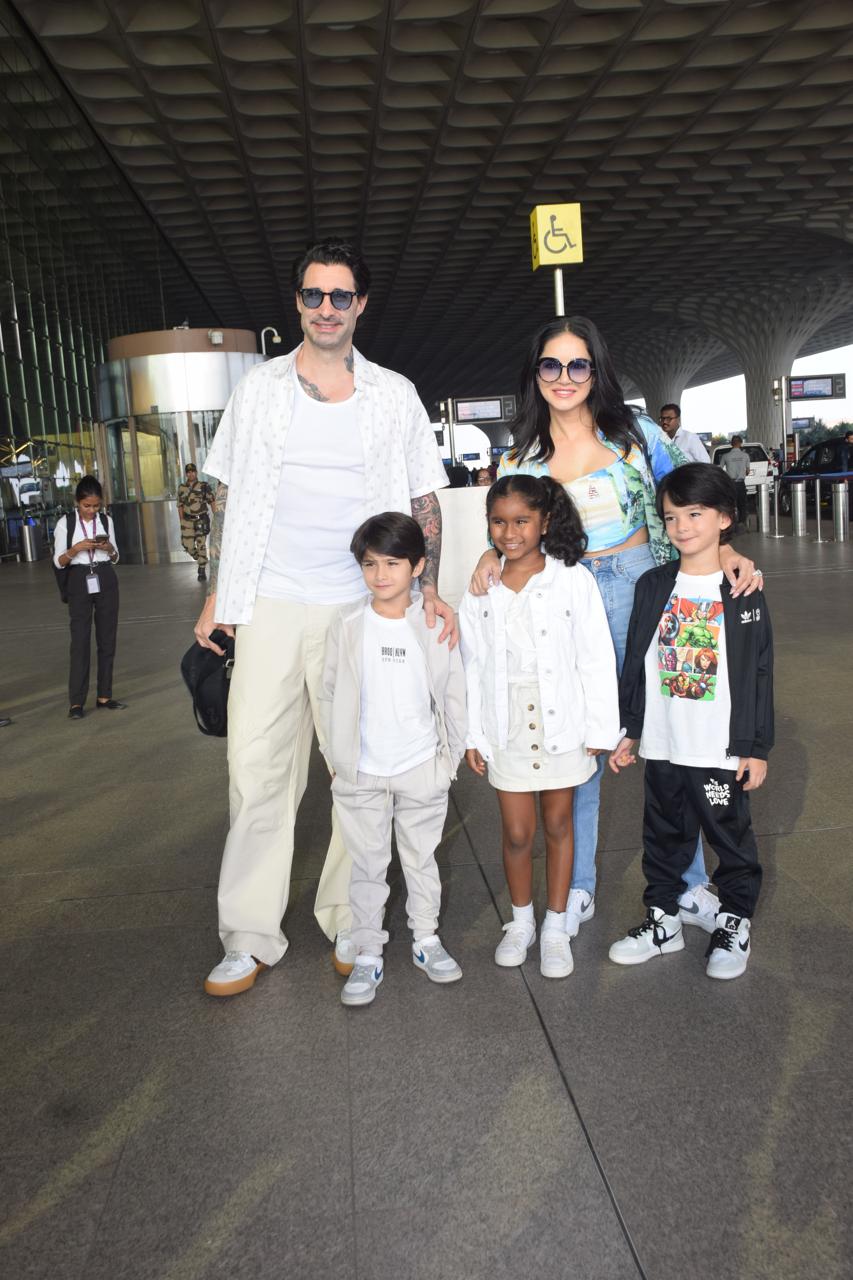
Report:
832,481,848,542
790,482,807,537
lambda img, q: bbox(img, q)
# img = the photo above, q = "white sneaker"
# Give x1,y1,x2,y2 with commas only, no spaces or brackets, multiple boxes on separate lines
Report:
678,884,719,934
540,928,574,978
565,889,595,939
495,919,536,967
333,930,357,976
412,935,462,984
341,956,384,1006
204,950,268,997
706,912,751,980
609,908,684,966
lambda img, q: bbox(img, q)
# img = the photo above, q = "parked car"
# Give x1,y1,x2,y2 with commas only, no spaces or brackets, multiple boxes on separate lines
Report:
778,438,848,514
710,442,776,493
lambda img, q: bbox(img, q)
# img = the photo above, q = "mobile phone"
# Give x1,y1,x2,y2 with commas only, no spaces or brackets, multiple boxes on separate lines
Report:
94,534,109,543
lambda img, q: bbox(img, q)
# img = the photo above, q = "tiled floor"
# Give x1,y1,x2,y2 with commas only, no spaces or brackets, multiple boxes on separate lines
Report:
0,531,850,1280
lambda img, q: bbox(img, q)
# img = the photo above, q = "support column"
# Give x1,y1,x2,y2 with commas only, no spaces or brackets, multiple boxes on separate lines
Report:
614,325,726,421
678,276,853,448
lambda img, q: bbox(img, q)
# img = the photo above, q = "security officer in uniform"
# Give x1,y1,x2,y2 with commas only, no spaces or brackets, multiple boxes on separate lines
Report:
177,463,216,581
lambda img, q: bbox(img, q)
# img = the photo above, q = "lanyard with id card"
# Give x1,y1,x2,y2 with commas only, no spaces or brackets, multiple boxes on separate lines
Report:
83,516,101,594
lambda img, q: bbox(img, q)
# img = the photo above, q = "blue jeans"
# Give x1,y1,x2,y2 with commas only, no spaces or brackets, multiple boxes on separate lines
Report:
571,541,707,895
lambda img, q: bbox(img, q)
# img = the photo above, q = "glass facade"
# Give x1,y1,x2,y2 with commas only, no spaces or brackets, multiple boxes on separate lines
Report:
0,0,214,553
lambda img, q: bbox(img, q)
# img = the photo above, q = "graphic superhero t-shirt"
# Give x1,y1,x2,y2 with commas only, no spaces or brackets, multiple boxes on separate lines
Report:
639,571,739,770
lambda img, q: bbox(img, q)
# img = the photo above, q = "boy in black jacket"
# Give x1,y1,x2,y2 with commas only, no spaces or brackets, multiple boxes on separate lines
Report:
608,464,773,980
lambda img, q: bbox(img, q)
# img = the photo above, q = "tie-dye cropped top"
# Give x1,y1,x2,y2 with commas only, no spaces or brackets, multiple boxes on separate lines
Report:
498,412,686,565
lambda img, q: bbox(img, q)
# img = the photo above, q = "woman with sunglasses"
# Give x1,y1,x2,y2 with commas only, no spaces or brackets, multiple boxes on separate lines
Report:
469,316,761,938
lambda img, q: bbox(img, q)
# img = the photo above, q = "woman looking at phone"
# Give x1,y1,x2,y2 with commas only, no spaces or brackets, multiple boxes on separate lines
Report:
53,474,126,720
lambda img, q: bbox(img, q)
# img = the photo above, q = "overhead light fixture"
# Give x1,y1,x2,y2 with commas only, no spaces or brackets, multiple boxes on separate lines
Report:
208,329,224,345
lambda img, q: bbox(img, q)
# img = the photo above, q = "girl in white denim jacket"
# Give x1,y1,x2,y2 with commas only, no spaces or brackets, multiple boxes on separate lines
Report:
460,475,619,979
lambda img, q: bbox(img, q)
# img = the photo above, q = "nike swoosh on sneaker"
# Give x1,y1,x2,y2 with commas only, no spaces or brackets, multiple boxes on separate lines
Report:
374,968,382,980
738,940,750,952
681,902,701,916
415,950,426,964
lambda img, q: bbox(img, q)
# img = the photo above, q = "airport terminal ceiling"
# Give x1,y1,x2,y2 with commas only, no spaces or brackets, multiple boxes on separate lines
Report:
3,0,853,411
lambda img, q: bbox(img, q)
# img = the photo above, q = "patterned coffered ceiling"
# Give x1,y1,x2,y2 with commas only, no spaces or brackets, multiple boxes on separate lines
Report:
5,0,853,408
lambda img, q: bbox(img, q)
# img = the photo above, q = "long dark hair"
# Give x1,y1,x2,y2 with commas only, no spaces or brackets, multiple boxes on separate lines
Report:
509,316,641,464
486,474,588,567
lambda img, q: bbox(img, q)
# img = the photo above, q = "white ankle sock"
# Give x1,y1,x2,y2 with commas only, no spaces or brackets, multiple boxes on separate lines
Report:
512,902,535,926
544,909,566,932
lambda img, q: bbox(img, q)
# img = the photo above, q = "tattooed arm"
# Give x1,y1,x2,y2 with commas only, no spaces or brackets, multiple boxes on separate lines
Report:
207,482,227,593
410,491,441,593
193,481,234,655
411,491,458,647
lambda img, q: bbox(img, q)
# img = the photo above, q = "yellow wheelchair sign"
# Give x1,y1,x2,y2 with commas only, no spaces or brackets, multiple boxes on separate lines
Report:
530,204,584,269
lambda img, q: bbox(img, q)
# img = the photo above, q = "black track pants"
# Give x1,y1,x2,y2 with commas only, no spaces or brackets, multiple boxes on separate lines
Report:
642,758,762,919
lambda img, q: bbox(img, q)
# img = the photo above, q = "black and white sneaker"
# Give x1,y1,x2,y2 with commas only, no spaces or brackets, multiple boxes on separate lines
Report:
609,907,684,966
706,911,751,980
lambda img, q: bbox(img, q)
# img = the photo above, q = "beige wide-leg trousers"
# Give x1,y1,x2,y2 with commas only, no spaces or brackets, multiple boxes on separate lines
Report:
217,596,352,966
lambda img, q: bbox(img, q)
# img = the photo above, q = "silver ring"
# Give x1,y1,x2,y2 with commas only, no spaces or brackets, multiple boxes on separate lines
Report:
751,568,763,577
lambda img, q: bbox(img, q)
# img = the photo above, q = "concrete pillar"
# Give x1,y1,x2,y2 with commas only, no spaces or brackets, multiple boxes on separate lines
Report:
677,276,853,447
614,325,726,422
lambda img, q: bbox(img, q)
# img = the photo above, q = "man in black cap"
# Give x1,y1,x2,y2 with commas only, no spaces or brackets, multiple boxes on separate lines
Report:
177,463,216,581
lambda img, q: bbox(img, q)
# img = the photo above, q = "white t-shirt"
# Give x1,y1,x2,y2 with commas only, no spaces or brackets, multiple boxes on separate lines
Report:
359,608,437,777
640,571,739,771
256,376,367,604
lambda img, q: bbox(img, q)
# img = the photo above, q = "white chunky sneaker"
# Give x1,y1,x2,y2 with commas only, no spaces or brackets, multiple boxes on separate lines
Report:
678,884,719,934
706,912,751,980
495,919,536,968
609,908,684,966
565,889,595,939
412,935,462,984
204,950,268,997
341,956,384,1007
540,928,574,978
333,930,357,976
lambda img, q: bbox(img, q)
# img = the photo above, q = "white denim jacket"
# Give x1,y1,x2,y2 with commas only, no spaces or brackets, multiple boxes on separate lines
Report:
459,556,620,761
203,345,448,624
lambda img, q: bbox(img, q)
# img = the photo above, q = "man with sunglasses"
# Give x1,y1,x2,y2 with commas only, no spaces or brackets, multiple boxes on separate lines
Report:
658,404,710,464
193,238,454,998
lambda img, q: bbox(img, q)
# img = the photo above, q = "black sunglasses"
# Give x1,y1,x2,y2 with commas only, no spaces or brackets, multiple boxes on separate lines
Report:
536,357,595,384
298,288,358,311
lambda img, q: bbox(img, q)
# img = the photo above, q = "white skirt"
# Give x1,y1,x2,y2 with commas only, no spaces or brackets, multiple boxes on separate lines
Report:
487,682,596,793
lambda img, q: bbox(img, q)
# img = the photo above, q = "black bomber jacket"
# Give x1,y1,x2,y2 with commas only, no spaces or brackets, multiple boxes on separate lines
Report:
619,561,775,761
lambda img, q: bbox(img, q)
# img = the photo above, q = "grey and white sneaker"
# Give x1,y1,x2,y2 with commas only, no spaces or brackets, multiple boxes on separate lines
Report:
333,930,357,976
565,889,595,938
412,935,462,984
204,951,268,997
495,919,536,967
706,912,751,980
540,928,574,978
678,884,719,933
609,907,684,966
341,956,384,1006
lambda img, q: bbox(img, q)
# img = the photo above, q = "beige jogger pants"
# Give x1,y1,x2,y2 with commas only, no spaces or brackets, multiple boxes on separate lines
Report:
217,596,353,966
331,756,451,955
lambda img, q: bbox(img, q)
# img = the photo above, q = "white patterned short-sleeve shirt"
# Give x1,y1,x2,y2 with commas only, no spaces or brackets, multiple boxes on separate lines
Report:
204,345,448,624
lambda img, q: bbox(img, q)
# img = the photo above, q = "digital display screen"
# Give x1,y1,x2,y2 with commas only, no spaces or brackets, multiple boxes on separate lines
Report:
787,375,845,401
455,398,503,422
791,417,813,432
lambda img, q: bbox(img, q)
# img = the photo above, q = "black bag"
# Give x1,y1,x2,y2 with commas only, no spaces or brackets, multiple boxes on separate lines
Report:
54,510,110,604
192,512,211,536
180,629,235,737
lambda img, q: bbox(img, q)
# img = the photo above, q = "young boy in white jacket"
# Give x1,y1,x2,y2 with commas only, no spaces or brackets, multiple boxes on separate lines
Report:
319,512,467,1006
